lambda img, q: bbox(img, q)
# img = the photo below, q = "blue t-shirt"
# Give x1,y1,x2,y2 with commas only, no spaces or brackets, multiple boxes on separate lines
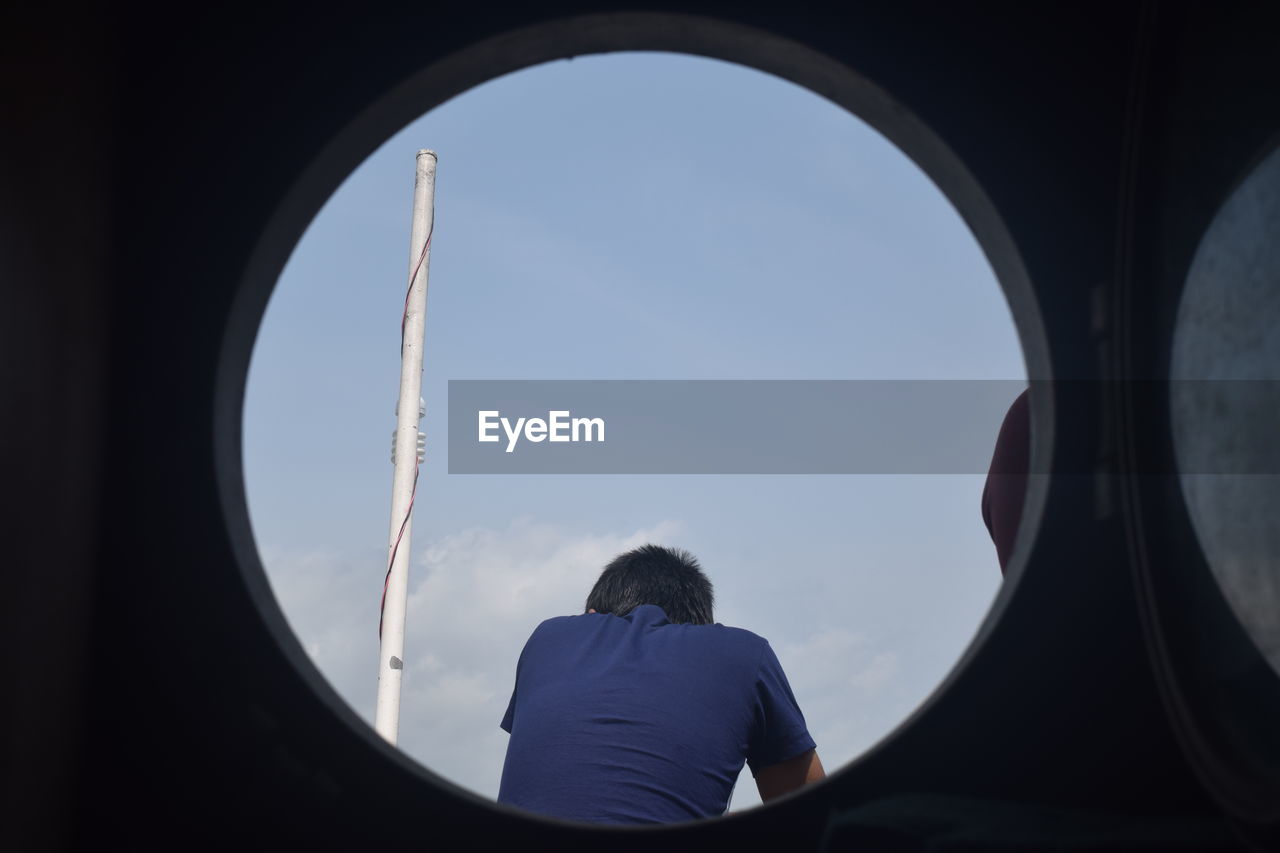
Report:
497,604,815,824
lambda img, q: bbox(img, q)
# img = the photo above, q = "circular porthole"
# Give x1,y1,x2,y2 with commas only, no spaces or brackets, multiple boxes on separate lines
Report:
1170,144,1280,679
220,13,1048,830
1159,143,1280,829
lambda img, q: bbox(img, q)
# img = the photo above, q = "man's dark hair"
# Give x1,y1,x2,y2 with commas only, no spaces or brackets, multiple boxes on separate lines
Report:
585,544,714,625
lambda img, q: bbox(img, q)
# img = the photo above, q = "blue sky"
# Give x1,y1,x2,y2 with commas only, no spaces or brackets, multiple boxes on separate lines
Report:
243,52,1025,815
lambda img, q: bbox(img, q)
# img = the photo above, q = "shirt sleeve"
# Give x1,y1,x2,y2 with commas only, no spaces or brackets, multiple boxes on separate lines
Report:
500,626,538,733
499,684,516,733
746,640,816,776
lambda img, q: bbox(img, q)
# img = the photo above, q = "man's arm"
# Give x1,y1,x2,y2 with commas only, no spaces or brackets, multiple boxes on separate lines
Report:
755,748,825,802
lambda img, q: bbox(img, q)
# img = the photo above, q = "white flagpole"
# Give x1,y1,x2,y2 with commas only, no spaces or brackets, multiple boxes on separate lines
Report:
375,149,436,744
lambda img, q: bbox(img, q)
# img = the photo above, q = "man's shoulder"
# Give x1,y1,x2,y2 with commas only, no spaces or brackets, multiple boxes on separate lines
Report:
522,612,603,645
701,621,767,644
527,613,585,637
524,612,771,660
696,622,771,659
534,614,578,630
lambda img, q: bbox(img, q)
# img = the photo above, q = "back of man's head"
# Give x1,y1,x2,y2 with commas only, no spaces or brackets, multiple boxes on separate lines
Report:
585,544,714,625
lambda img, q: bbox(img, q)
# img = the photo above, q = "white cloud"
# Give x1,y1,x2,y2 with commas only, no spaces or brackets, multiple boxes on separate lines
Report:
780,628,900,697
260,521,938,812
775,628,906,769
259,544,384,722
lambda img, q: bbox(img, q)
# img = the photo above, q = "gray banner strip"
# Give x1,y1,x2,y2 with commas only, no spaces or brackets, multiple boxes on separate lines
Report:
445,380,1280,474
447,380,1027,474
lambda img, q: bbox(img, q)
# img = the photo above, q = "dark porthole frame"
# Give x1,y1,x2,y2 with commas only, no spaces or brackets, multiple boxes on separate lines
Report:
215,9,1060,845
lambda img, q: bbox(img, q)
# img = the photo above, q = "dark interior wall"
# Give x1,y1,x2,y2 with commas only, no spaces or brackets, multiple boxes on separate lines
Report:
1,4,113,848
2,1,1276,850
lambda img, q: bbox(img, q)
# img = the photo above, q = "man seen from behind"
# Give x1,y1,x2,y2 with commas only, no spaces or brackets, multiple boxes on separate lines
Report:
497,544,825,824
